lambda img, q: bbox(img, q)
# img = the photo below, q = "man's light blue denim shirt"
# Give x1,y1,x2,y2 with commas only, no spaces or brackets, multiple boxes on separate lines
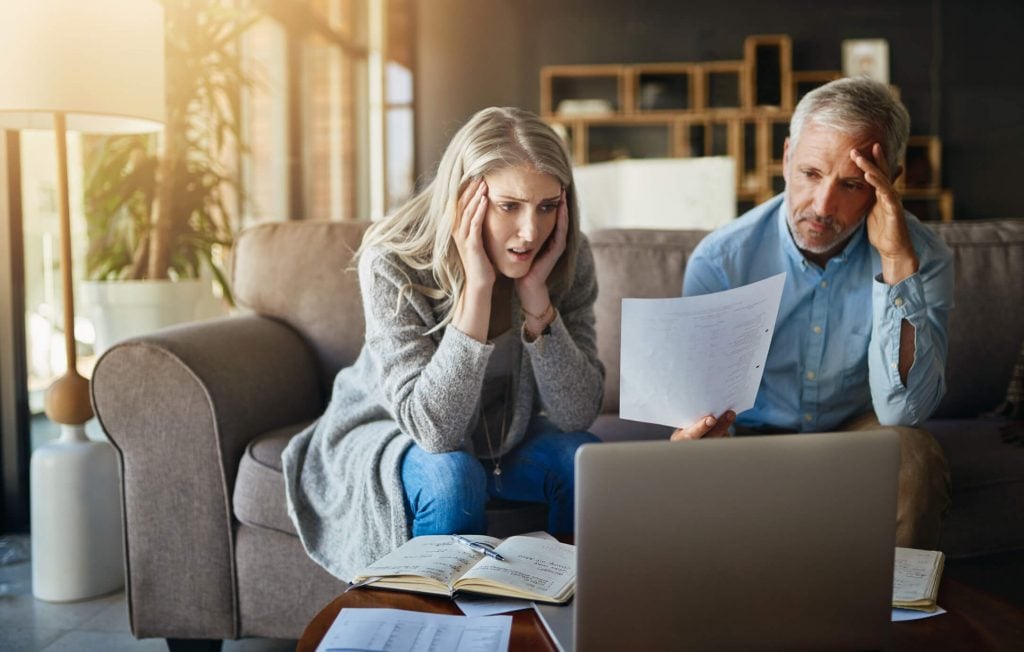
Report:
683,194,955,431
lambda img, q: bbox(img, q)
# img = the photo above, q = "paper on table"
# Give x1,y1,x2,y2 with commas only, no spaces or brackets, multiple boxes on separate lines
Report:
892,606,946,622
316,607,511,652
620,273,785,428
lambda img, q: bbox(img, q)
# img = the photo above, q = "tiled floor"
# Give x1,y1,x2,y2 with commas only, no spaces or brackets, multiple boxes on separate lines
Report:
0,535,296,652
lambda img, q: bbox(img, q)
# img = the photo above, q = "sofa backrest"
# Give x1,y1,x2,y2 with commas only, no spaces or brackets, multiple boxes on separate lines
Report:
588,229,709,413
231,218,1024,421
928,219,1024,417
589,220,1024,421
232,220,371,391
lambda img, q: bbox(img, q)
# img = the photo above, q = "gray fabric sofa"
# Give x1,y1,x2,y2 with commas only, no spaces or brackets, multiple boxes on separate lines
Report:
91,217,1024,645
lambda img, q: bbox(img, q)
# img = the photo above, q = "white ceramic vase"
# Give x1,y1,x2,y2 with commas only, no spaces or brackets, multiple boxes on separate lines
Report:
30,424,124,602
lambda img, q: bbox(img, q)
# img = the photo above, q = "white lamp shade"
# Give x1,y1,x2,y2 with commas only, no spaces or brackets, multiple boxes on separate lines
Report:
0,0,165,133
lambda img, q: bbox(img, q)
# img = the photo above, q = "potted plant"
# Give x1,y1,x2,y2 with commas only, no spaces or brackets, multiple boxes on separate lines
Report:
82,0,258,351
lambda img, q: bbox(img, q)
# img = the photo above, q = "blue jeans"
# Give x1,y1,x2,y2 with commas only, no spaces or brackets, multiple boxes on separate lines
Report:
400,418,599,537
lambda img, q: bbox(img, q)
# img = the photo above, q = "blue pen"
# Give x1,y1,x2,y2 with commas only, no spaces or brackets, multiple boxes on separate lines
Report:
451,534,507,561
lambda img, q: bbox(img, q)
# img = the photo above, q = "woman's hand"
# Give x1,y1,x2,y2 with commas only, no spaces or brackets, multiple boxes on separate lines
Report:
453,178,496,291
451,178,495,342
515,187,568,327
517,187,568,295
670,410,735,441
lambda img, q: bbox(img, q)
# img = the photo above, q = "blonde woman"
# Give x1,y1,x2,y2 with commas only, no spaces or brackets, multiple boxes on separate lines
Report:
282,107,604,580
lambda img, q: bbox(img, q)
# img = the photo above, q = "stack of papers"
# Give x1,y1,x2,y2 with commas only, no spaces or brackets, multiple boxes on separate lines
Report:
892,546,944,612
316,608,511,652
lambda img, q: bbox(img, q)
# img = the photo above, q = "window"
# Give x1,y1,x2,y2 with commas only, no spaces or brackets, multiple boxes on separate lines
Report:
2,0,415,530
241,16,289,223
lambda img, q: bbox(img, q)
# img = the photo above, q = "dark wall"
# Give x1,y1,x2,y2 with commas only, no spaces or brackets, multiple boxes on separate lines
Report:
415,0,1024,219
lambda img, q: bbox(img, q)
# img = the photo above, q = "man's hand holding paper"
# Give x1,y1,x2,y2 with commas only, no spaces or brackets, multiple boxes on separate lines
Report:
670,410,736,441
620,273,786,434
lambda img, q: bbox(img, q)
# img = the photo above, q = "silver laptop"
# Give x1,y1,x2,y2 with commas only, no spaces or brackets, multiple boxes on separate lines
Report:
537,429,900,651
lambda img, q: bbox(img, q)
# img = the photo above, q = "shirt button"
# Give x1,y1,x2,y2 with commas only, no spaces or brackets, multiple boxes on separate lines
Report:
820,280,828,289
894,297,904,307
806,371,816,380
891,362,898,369
804,413,813,422
812,325,822,334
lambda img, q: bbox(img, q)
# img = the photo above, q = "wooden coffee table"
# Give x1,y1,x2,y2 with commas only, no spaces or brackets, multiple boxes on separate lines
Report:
298,577,1023,651
890,577,1024,650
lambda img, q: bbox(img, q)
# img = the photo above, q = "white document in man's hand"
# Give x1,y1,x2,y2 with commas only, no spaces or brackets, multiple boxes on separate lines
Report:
620,273,785,429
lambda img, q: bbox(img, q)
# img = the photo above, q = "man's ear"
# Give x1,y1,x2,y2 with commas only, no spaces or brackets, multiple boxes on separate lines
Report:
782,137,791,184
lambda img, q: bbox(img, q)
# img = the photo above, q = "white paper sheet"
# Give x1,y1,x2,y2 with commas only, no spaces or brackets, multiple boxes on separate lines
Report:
620,273,785,428
316,608,512,652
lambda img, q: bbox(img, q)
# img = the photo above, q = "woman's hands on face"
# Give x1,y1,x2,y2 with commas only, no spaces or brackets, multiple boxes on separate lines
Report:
453,178,496,291
670,410,735,441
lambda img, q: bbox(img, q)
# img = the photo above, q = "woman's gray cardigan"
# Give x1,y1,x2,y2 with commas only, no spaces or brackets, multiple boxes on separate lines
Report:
281,236,605,581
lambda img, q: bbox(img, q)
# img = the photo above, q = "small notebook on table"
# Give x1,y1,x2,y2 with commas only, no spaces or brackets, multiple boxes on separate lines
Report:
893,546,945,611
349,533,576,604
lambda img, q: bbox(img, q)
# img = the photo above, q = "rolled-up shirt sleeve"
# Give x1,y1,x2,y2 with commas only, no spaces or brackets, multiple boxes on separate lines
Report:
868,244,954,426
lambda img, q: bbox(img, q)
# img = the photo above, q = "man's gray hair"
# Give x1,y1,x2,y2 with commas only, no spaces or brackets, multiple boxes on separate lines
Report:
788,77,910,175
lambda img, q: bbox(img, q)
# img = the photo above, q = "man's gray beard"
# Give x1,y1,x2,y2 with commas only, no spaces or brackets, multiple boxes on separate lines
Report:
787,212,864,255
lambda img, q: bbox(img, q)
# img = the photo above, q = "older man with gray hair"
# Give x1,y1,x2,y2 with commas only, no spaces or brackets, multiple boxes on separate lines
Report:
673,77,954,549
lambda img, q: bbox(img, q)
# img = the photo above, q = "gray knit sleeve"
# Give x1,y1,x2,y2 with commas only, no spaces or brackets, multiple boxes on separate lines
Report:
359,249,491,453
524,234,605,431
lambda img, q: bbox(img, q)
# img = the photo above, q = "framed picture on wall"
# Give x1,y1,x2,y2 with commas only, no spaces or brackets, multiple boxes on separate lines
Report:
842,39,890,84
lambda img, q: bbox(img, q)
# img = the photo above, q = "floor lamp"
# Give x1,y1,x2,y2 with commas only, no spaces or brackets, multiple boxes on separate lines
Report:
0,1,164,601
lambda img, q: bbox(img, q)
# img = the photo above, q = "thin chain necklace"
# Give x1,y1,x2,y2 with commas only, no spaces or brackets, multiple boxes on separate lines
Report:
481,372,513,491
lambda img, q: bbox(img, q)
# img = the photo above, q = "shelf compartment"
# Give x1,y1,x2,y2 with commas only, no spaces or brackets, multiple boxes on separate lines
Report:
745,35,793,111
630,63,699,113
792,70,842,104
903,188,953,222
584,120,673,163
541,65,627,116
699,61,749,111
901,135,942,189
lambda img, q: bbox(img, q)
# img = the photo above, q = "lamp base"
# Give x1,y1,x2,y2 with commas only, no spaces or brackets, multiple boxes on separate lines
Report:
30,424,124,602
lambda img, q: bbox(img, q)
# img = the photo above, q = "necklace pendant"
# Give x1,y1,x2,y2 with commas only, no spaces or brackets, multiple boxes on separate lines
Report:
493,465,502,477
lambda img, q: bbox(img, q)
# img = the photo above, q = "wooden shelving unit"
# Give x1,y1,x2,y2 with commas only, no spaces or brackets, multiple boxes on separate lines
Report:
540,34,953,221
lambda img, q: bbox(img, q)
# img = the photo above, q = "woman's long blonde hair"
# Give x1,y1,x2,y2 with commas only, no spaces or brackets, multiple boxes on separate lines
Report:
358,106,581,328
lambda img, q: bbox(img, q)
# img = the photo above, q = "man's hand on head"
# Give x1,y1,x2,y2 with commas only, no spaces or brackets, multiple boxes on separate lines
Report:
852,142,919,285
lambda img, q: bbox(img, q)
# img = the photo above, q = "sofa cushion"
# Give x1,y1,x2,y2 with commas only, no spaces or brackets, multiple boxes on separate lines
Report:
926,418,1024,558
590,413,674,443
234,422,314,536
232,221,372,393
234,424,549,540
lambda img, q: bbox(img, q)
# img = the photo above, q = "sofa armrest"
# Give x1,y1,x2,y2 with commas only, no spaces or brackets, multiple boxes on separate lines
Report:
91,314,324,640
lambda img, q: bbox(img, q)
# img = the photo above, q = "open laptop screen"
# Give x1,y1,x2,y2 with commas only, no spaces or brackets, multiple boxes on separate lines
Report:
573,430,899,651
